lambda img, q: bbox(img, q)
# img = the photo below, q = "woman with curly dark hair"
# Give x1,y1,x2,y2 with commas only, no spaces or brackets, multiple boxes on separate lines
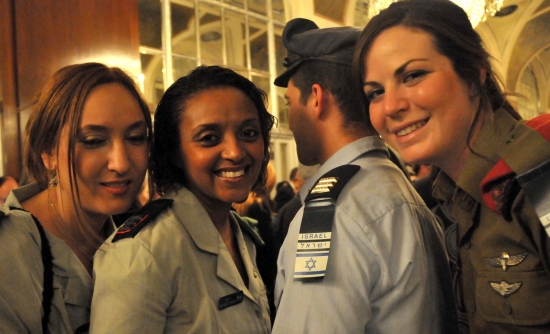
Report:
91,65,275,333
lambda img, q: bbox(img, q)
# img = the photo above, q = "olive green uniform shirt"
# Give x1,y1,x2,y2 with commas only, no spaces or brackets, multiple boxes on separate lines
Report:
433,109,550,333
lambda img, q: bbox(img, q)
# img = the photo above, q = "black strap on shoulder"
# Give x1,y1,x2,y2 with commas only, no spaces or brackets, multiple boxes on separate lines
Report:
9,207,54,333
74,322,89,334
294,165,360,281
112,199,173,242
516,159,550,236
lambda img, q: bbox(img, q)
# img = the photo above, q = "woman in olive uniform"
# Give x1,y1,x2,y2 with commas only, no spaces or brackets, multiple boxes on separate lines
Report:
354,1,550,332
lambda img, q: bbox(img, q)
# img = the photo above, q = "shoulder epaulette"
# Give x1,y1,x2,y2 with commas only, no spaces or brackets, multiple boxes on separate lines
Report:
305,164,361,202
480,113,550,235
112,199,173,242
294,164,360,281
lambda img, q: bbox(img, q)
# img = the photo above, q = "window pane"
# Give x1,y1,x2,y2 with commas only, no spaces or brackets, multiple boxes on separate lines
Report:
140,52,164,108
277,86,288,125
199,3,223,63
225,10,247,69
224,0,245,8
249,18,268,72
138,0,162,49
234,69,249,79
274,26,285,76
171,2,197,58
272,0,285,22
173,56,198,80
247,0,267,15
252,75,271,112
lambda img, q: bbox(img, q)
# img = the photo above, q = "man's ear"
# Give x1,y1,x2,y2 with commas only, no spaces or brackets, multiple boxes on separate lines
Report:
310,84,325,119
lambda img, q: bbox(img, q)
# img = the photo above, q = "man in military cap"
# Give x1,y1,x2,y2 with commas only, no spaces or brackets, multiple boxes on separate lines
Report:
272,18,458,333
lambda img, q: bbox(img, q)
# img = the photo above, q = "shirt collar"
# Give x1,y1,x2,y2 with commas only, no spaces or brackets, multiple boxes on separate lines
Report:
433,108,516,204
298,136,388,203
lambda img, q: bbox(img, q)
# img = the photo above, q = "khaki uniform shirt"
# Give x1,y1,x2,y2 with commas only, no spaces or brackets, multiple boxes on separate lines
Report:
433,109,550,333
0,183,92,334
90,185,271,334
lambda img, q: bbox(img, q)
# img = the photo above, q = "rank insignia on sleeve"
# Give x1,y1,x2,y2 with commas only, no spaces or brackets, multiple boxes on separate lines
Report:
484,252,527,271
490,280,522,297
294,165,360,281
112,199,173,242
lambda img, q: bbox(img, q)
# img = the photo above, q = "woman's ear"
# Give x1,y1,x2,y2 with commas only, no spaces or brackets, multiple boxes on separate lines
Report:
479,67,487,85
41,150,57,171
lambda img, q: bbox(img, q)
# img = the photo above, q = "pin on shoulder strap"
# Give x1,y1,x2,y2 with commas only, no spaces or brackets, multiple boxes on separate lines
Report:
294,164,360,281
112,199,173,242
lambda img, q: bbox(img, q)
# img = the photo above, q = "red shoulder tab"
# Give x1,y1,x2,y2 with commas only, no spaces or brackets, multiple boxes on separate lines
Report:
480,160,514,214
525,113,550,141
480,113,550,214
112,199,173,242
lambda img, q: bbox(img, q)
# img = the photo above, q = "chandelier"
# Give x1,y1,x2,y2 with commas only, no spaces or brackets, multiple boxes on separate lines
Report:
366,0,504,28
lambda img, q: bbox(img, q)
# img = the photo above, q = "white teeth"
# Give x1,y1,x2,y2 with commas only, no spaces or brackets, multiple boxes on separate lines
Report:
219,170,245,178
396,121,426,137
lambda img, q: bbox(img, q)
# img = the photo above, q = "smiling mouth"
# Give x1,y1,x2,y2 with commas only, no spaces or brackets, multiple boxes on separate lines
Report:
102,181,130,187
396,120,427,137
217,169,246,178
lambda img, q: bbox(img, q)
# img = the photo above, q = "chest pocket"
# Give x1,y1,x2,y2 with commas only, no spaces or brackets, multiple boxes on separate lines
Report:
476,269,550,326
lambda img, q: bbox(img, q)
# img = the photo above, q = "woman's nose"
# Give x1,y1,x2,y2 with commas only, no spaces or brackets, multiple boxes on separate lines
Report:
108,141,131,174
221,137,246,162
382,87,408,117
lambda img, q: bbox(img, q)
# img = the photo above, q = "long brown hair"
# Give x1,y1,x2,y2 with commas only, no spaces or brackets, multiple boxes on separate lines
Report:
25,62,152,249
352,0,521,131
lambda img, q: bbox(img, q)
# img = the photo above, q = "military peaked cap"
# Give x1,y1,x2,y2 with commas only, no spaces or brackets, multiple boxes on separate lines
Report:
274,18,362,87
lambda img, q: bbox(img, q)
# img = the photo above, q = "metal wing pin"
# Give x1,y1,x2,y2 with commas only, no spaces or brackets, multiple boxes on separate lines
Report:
490,280,522,297
484,252,527,271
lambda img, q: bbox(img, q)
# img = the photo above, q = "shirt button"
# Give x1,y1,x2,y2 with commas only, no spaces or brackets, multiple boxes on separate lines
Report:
463,241,471,249
504,301,513,315
253,268,258,278
469,304,476,314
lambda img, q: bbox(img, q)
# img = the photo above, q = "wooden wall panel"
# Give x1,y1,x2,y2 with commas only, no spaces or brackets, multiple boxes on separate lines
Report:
0,0,140,179
0,0,21,179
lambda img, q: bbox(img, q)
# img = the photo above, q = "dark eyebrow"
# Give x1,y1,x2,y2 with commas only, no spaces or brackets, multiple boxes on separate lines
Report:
363,58,429,87
79,120,147,133
242,118,261,126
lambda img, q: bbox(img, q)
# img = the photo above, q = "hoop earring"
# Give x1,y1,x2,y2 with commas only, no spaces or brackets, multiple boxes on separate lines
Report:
48,170,58,188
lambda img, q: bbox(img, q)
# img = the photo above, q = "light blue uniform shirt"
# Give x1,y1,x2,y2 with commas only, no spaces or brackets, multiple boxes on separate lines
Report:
273,137,457,333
